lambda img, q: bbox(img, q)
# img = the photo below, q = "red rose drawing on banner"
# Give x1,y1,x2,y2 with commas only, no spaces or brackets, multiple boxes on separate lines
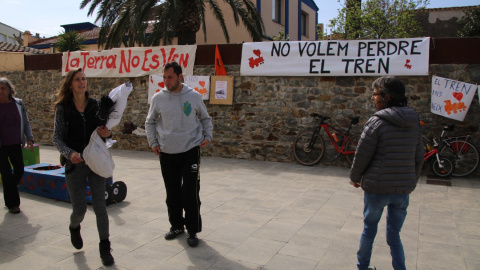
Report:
444,92,467,115
249,49,264,69
404,59,412,69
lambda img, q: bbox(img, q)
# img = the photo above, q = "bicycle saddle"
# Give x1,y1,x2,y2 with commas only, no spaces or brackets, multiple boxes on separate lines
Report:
441,123,455,131
310,113,330,121
350,117,360,125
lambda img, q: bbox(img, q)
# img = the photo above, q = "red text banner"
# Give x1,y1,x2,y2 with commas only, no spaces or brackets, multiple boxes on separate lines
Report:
240,38,430,76
62,45,197,77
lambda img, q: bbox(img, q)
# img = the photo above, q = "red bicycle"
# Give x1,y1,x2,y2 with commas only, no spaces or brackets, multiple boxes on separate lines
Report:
421,122,454,177
422,122,479,177
293,114,361,166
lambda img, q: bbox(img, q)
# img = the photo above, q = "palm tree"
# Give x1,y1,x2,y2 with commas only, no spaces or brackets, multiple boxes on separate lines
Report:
56,31,86,52
80,0,265,48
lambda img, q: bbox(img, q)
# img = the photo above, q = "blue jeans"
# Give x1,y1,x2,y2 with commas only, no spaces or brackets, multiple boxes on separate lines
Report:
357,192,409,270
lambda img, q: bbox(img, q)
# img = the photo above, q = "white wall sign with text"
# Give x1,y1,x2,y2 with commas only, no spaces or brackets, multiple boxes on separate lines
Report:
431,75,478,121
240,38,430,77
62,45,196,77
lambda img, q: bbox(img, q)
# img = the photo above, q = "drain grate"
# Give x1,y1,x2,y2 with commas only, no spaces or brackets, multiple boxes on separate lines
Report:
426,175,452,186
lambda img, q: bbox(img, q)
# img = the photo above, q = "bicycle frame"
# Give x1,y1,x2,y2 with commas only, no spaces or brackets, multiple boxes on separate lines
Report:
320,124,353,154
423,135,446,167
424,147,446,167
311,113,358,155
424,148,438,161
294,113,360,166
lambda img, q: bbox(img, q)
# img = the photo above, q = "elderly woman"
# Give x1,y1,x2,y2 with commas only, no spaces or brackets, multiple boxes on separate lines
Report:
350,76,424,270
0,77,34,214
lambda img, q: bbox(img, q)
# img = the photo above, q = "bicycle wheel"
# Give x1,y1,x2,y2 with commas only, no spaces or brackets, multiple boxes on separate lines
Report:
344,133,361,165
431,157,453,177
293,130,325,166
440,140,479,177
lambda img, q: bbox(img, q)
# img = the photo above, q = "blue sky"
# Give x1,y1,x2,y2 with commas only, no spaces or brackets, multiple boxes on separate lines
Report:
1,0,479,38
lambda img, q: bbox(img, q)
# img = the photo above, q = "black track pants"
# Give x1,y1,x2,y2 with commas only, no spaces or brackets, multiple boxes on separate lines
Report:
160,146,202,234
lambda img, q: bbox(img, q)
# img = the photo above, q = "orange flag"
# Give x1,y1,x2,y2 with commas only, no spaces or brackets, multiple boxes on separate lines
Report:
215,45,227,75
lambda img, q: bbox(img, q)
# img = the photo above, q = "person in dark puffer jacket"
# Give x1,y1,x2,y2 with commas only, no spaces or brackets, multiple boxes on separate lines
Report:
350,76,424,270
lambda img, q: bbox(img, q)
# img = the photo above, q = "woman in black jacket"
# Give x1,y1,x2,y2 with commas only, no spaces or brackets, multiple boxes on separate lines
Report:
52,68,114,266
350,76,424,270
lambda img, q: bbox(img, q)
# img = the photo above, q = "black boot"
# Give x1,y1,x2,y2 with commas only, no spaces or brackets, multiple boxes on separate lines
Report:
99,239,114,266
69,225,83,249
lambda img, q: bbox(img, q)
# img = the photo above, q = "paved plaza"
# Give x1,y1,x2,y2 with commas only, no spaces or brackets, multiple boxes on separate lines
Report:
1,144,480,270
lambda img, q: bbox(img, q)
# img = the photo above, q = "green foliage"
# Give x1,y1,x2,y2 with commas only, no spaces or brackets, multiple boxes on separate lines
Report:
316,24,325,40
80,0,265,48
56,31,86,52
329,0,429,39
272,30,289,41
457,6,480,37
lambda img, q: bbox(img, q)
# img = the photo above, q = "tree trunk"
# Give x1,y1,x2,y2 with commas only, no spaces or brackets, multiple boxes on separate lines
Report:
177,32,197,45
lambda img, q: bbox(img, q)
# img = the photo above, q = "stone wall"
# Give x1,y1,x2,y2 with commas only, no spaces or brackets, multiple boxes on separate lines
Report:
1,64,480,171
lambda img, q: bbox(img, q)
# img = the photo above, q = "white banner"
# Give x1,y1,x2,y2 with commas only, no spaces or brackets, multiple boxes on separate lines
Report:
240,38,430,76
148,75,210,104
431,75,477,121
148,75,164,104
184,76,211,100
62,45,197,77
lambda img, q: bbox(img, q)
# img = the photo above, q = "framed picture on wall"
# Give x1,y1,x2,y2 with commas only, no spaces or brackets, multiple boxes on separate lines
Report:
210,76,234,105
184,75,211,100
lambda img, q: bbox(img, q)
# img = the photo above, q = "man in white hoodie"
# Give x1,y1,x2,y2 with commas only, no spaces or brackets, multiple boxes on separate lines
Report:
145,61,213,247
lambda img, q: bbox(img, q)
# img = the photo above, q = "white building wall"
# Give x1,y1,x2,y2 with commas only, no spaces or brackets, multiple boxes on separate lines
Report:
0,22,21,45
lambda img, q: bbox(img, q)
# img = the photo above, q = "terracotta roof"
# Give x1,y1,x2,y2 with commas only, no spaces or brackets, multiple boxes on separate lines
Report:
0,41,49,54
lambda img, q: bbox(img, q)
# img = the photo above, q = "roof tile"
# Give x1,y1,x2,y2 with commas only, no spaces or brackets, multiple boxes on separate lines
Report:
0,41,49,54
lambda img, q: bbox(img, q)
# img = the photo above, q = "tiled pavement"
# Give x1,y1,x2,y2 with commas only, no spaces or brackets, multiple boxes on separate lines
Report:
1,144,480,270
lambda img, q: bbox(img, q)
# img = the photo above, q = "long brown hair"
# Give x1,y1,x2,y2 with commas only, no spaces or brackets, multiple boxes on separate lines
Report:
54,68,89,110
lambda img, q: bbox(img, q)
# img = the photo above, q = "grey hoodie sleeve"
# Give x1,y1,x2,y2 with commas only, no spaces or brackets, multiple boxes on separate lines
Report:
196,95,213,142
145,97,160,149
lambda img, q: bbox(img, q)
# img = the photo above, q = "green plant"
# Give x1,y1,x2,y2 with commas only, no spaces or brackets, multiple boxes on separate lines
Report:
316,24,325,40
56,31,86,52
329,0,429,40
457,6,480,37
272,30,289,41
